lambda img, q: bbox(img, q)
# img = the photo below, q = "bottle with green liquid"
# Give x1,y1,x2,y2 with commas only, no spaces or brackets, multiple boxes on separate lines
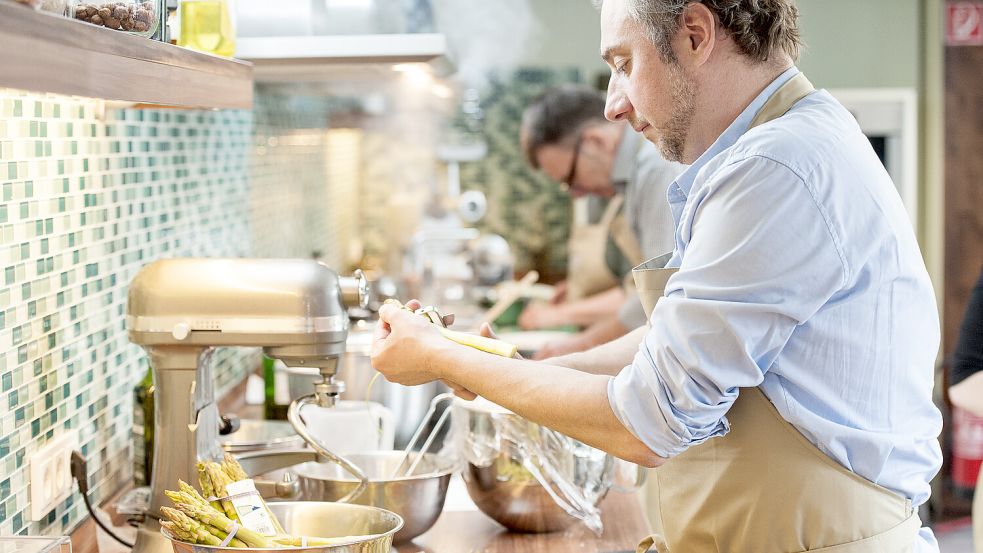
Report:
178,0,236,57
132,366,155,486
263,356,289,420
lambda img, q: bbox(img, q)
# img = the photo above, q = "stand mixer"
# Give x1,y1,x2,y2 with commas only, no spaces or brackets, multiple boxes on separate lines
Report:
126,258,370,553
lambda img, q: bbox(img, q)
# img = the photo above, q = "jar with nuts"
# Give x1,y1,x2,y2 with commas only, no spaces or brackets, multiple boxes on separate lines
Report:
70,0,161,37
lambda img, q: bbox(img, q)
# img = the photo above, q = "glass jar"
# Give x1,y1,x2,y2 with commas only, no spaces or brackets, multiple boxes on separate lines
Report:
70,0,162,38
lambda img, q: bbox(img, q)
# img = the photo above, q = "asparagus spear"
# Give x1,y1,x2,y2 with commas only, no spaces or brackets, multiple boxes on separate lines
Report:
160,506,227,546
198,461,225,512
222,452,249,481
178,480,211,508
221,453,287,535
175,503,274,548
383,299,518,357
205,522,249,548
273,535,376,546
161,521,194,543
205,462,240,521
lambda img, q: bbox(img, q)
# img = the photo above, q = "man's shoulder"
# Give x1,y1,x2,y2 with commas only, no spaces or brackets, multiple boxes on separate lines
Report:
713,91,860,180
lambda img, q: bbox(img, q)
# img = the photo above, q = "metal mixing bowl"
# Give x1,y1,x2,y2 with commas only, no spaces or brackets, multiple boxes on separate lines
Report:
163,501,402,552
454,398,614,533
292,451,455,543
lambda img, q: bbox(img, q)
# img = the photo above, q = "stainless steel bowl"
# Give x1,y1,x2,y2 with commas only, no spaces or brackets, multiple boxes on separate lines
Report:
454,399,614,533
163,501,402,552
292,452,455,543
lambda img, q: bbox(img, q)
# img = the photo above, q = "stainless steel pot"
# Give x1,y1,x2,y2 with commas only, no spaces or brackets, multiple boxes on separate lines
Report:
292,452,455,544
162,501,402,553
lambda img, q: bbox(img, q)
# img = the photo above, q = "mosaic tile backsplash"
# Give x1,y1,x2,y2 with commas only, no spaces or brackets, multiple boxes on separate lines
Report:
0,88,350,537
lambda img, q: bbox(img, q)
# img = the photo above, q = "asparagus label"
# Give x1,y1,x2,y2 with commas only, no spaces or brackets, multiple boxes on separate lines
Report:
225,479,278,536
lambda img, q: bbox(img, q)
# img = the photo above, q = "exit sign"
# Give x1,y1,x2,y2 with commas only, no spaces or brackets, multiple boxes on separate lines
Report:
947,2,983,45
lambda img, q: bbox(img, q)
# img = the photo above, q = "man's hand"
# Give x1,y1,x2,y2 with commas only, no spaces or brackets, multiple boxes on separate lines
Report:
533,333,589,360
550,280,569,304
372,299,478,400
518,301,567,330
371,300,452,386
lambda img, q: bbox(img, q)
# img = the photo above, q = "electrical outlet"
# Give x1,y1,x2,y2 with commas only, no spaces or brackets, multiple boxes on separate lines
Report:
29,430,79,521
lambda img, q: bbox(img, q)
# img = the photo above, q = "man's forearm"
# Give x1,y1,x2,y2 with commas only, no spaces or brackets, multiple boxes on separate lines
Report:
548,325,648,375
435,344,663,467
558,286,626,326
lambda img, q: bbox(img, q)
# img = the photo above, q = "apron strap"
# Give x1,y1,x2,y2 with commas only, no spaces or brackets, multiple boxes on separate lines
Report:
635,533,670,553
599,194,625,228
748,72,816,129
805,511,922,553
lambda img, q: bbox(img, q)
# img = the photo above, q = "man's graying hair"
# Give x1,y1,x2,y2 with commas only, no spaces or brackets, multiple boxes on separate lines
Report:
598,0,802,63
521,84,607,168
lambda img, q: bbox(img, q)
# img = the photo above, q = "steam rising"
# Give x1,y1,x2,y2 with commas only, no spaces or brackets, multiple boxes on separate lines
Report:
431,0,542,89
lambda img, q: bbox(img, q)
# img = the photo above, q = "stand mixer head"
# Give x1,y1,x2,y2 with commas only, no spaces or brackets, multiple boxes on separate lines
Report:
126,258,368,553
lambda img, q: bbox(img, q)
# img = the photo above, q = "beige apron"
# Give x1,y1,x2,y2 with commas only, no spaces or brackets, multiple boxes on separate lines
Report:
632,73,923,553
567,194,643,300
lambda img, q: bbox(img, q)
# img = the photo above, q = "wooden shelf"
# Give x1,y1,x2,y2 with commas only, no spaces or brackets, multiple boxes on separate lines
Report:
0,1,253,109
236,34,447,83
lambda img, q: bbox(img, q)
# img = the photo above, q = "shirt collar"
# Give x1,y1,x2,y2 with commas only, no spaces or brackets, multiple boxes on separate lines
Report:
611,125,642,193
670,66,801,198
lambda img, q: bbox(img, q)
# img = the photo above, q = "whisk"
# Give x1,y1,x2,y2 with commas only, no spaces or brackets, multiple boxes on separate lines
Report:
389,392,457,479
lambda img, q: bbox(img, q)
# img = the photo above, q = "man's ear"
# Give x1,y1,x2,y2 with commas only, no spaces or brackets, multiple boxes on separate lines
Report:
676,2,717,67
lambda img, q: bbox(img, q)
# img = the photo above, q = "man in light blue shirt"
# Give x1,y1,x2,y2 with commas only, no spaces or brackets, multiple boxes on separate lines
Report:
371,0,942,550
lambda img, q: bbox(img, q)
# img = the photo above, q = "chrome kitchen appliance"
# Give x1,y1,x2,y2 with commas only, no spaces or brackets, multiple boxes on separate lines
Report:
126,258,370,553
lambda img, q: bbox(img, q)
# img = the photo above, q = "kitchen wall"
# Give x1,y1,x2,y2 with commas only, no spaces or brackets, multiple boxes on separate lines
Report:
524,0,923,89
0,88,354,536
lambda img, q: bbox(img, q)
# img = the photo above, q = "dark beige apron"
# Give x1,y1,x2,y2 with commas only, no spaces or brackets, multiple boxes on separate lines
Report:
632,73,922,553
567,194,643,300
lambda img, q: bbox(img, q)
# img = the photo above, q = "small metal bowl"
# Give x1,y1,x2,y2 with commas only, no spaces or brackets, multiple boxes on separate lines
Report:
292,451,455,544
162,501,402,553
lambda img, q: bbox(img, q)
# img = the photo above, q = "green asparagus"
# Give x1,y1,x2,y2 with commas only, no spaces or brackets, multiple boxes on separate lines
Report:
205,461,240,522
175,502,274,548
222,452,249,481
197,461,225,513
160,506,225,546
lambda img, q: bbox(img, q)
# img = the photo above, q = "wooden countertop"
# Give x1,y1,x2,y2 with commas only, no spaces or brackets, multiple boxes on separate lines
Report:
395,480,650,553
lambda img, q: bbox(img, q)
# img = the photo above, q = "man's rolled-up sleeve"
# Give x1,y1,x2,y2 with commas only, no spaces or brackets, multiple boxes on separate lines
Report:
608,156,848,458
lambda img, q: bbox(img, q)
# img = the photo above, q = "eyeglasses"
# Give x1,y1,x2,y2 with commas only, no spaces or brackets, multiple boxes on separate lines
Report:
560,132,585,191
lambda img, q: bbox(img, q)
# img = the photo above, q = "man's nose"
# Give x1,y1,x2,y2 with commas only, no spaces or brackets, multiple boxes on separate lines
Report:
605,81,631,122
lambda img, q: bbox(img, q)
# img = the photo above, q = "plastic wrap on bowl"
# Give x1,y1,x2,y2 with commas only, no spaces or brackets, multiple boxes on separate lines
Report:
451,397,614,534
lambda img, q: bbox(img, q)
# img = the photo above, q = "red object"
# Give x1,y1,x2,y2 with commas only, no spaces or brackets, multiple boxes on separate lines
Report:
946,2,983,46
952,406,983,490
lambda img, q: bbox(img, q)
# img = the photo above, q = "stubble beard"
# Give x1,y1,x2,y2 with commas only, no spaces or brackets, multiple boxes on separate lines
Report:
655,62,696,163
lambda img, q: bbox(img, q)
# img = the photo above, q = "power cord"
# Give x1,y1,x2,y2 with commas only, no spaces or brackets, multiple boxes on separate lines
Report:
70,450,135,548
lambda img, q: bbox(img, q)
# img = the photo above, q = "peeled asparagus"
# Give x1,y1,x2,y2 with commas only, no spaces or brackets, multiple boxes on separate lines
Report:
384,299,518,357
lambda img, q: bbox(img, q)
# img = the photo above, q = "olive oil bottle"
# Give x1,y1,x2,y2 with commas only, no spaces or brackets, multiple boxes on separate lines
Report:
132,366,155,486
